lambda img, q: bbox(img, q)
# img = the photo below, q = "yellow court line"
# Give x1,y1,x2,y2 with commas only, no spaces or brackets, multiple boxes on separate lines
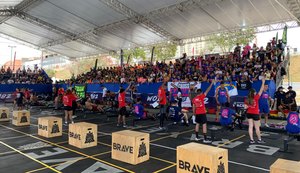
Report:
98,141,111,147
150,129,194,142
25,151,112,173
132,123,160,130
0,141,61,173
150,156,176,165
153,164,176,173
217,134,246,148
0,125,135,173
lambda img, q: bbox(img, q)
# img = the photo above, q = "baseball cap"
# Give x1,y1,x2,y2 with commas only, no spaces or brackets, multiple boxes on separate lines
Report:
288,86,292,89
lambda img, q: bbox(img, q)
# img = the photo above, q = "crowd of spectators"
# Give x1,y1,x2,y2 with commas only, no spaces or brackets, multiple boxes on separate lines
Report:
65,38,286,86
0,66,52,84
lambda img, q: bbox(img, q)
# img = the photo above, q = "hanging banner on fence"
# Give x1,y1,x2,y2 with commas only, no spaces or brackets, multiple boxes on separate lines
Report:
0,92,13,102
74,85,86,99
215,82,238,97
167,82,201,107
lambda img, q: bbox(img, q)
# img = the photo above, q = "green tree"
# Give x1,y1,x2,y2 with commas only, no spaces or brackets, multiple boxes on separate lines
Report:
132,47,146,61
207,28,255,53
153,43,177,61
44,69,55,77
121,47,147,64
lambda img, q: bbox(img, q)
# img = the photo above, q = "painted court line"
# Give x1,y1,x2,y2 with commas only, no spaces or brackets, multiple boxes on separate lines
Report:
217,134,246,148
0,141,61,173
150,129,194,142
25,151,112,173
153,164,176,173
0,124,135,173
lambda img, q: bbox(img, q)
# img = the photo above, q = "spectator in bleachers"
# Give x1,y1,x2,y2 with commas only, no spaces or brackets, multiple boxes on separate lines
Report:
0,66,52,84
275,86,286,117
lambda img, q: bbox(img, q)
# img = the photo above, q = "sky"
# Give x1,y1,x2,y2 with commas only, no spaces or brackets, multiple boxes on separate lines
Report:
0,27,300,66
0,37,41,66
255,27,300,52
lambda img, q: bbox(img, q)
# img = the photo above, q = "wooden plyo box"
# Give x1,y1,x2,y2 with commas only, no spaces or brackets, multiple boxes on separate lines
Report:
38,116,62,138
177,142,228,173
270,159,300,173
68,122,97,149
0,107,9,122
12,110,30,126
112,130,149,165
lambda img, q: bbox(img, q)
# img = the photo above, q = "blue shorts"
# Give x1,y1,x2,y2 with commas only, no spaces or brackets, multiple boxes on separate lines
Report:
259,105,270,114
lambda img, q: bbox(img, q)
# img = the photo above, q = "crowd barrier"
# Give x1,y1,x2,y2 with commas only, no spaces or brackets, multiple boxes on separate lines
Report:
0,81,275,107
0,84,52,102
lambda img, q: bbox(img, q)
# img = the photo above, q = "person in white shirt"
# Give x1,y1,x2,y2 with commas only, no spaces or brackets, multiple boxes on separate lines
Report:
101,85,108,103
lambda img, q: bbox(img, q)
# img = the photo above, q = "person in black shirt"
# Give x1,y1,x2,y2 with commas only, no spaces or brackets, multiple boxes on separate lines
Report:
257,46,266,62
280,93,297,114
274,86,285,107
286,86,296,101
16,88,25,110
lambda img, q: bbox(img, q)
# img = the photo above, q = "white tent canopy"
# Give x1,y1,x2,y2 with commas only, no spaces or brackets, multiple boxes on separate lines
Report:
0,0,299,58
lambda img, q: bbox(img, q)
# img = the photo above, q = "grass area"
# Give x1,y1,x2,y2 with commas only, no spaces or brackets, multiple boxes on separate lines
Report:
283,55,300,103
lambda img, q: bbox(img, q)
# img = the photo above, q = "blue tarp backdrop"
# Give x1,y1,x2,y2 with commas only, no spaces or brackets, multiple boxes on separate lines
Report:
0,84,52,93
0,81,276,105
0,80,275,96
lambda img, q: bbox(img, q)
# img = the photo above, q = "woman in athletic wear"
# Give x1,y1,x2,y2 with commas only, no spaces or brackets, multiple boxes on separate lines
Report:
259,85,273,127
192,79,214,143
63,89,77,125
244,78,266,144
215,81,230,122
16,88,25,110
158,82,167,129
117,83,131,127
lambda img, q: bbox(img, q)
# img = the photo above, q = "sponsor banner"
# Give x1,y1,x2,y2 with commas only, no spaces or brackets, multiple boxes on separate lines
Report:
167,82,201,107
140,92,216,108
74,85,86,99
230,96,246,110
87,92,102,101
0,92,14,102
141,93,158,105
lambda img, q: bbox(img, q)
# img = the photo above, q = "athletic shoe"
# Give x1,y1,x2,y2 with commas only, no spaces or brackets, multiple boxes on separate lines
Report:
203,139,212,143
250,140,255,144
185,122,190,127
71,121,74,124
257,139,266,144
173,122,177,125
64,122,68,126
264,123,270,128
159,126,163,130
123,124,127,128
195,137,201,141
117,124,121,127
